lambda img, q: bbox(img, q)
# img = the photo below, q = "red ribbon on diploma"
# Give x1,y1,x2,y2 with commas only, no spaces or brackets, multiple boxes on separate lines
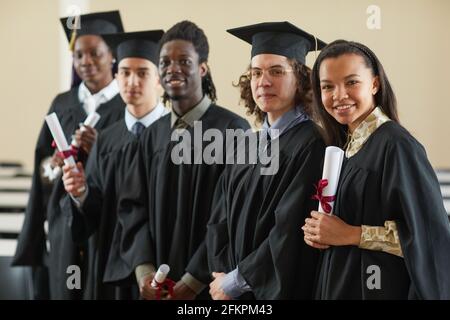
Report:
51,140,79,160
312,179,336,214
153,277,176,300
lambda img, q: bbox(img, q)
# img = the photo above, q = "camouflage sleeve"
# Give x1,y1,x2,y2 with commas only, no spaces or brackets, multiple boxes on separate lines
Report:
359,220,403,258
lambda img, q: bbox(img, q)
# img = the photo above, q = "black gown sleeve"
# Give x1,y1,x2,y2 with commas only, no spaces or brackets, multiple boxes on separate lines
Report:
186,171,229,284
80,140,105,236
186,117,250,284
12,97,58,266
237,138,324,299
64,139,104,244
115,138,154,281
382,136,450,299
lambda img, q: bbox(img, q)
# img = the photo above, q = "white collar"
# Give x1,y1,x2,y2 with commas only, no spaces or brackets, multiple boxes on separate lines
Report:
125,101,168,132
78,79,119,104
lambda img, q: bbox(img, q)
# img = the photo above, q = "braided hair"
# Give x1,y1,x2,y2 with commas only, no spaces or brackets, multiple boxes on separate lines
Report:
159,20,217,103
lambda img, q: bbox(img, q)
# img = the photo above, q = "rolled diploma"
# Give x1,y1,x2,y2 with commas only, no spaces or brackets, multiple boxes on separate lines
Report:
151,264,170,288
318,146,344,214
72,111,101,147
51,111,101,177
45,113,78,173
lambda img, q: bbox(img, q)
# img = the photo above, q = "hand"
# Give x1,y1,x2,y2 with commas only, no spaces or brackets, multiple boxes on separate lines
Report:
62,162,86,198
50,150,65,168
209,272,231,300
302,211,361,248
168,280,196,300
74,125,97,154
138,273,169,300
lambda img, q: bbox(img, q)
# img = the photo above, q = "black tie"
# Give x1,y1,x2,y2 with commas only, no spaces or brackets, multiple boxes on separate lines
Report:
131,122,145,137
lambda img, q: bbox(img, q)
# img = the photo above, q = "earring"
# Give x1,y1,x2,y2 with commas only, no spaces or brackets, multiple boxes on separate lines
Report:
112,58,117,64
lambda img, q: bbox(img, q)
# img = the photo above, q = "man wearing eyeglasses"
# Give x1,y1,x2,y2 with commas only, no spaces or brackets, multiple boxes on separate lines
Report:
187,22,328,300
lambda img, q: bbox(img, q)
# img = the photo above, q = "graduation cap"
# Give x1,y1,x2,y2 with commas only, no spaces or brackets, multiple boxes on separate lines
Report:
227,21,326,64
102,30,164,65
60,10,124,51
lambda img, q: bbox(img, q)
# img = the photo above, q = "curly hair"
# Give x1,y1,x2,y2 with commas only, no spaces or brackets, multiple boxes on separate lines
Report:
159,20,217,104
235,58,313,125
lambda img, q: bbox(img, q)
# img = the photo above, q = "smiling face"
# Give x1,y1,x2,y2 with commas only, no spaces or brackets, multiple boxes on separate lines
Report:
319,53,379,132
116,57,159,110
250,54,298,124
158,40,207,108
73,35,113,90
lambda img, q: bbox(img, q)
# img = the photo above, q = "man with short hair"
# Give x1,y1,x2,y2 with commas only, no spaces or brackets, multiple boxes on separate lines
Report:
62,29,167,299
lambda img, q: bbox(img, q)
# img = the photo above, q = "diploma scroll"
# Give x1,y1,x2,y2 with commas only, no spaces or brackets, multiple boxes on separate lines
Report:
45,112,78,171
45,113,86,193
151,264,170,288
47,112,100,180
316,146,344,214
72,111,101,147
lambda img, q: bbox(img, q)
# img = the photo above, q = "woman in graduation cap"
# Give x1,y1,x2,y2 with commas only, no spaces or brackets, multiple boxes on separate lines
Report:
303,40,450,299
192,22,327,300
12,11,126,300
61,30,167,300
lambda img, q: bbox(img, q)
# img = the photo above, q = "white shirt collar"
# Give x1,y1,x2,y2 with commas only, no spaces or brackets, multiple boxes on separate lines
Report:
124,101,168,132
78,79,119,114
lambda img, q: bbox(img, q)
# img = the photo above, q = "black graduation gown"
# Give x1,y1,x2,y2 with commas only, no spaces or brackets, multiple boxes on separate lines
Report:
61,120,139,300
316,121,450,299
12,86,125,299
189,120,325,299
107,105,250,294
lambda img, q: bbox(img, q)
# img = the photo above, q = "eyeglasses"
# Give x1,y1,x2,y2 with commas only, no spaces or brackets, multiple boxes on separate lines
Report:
247,66,294,81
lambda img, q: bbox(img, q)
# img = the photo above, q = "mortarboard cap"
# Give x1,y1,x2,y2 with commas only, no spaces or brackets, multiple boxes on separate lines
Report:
227,21,326,64
102,30,164,65
60,10,124,51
